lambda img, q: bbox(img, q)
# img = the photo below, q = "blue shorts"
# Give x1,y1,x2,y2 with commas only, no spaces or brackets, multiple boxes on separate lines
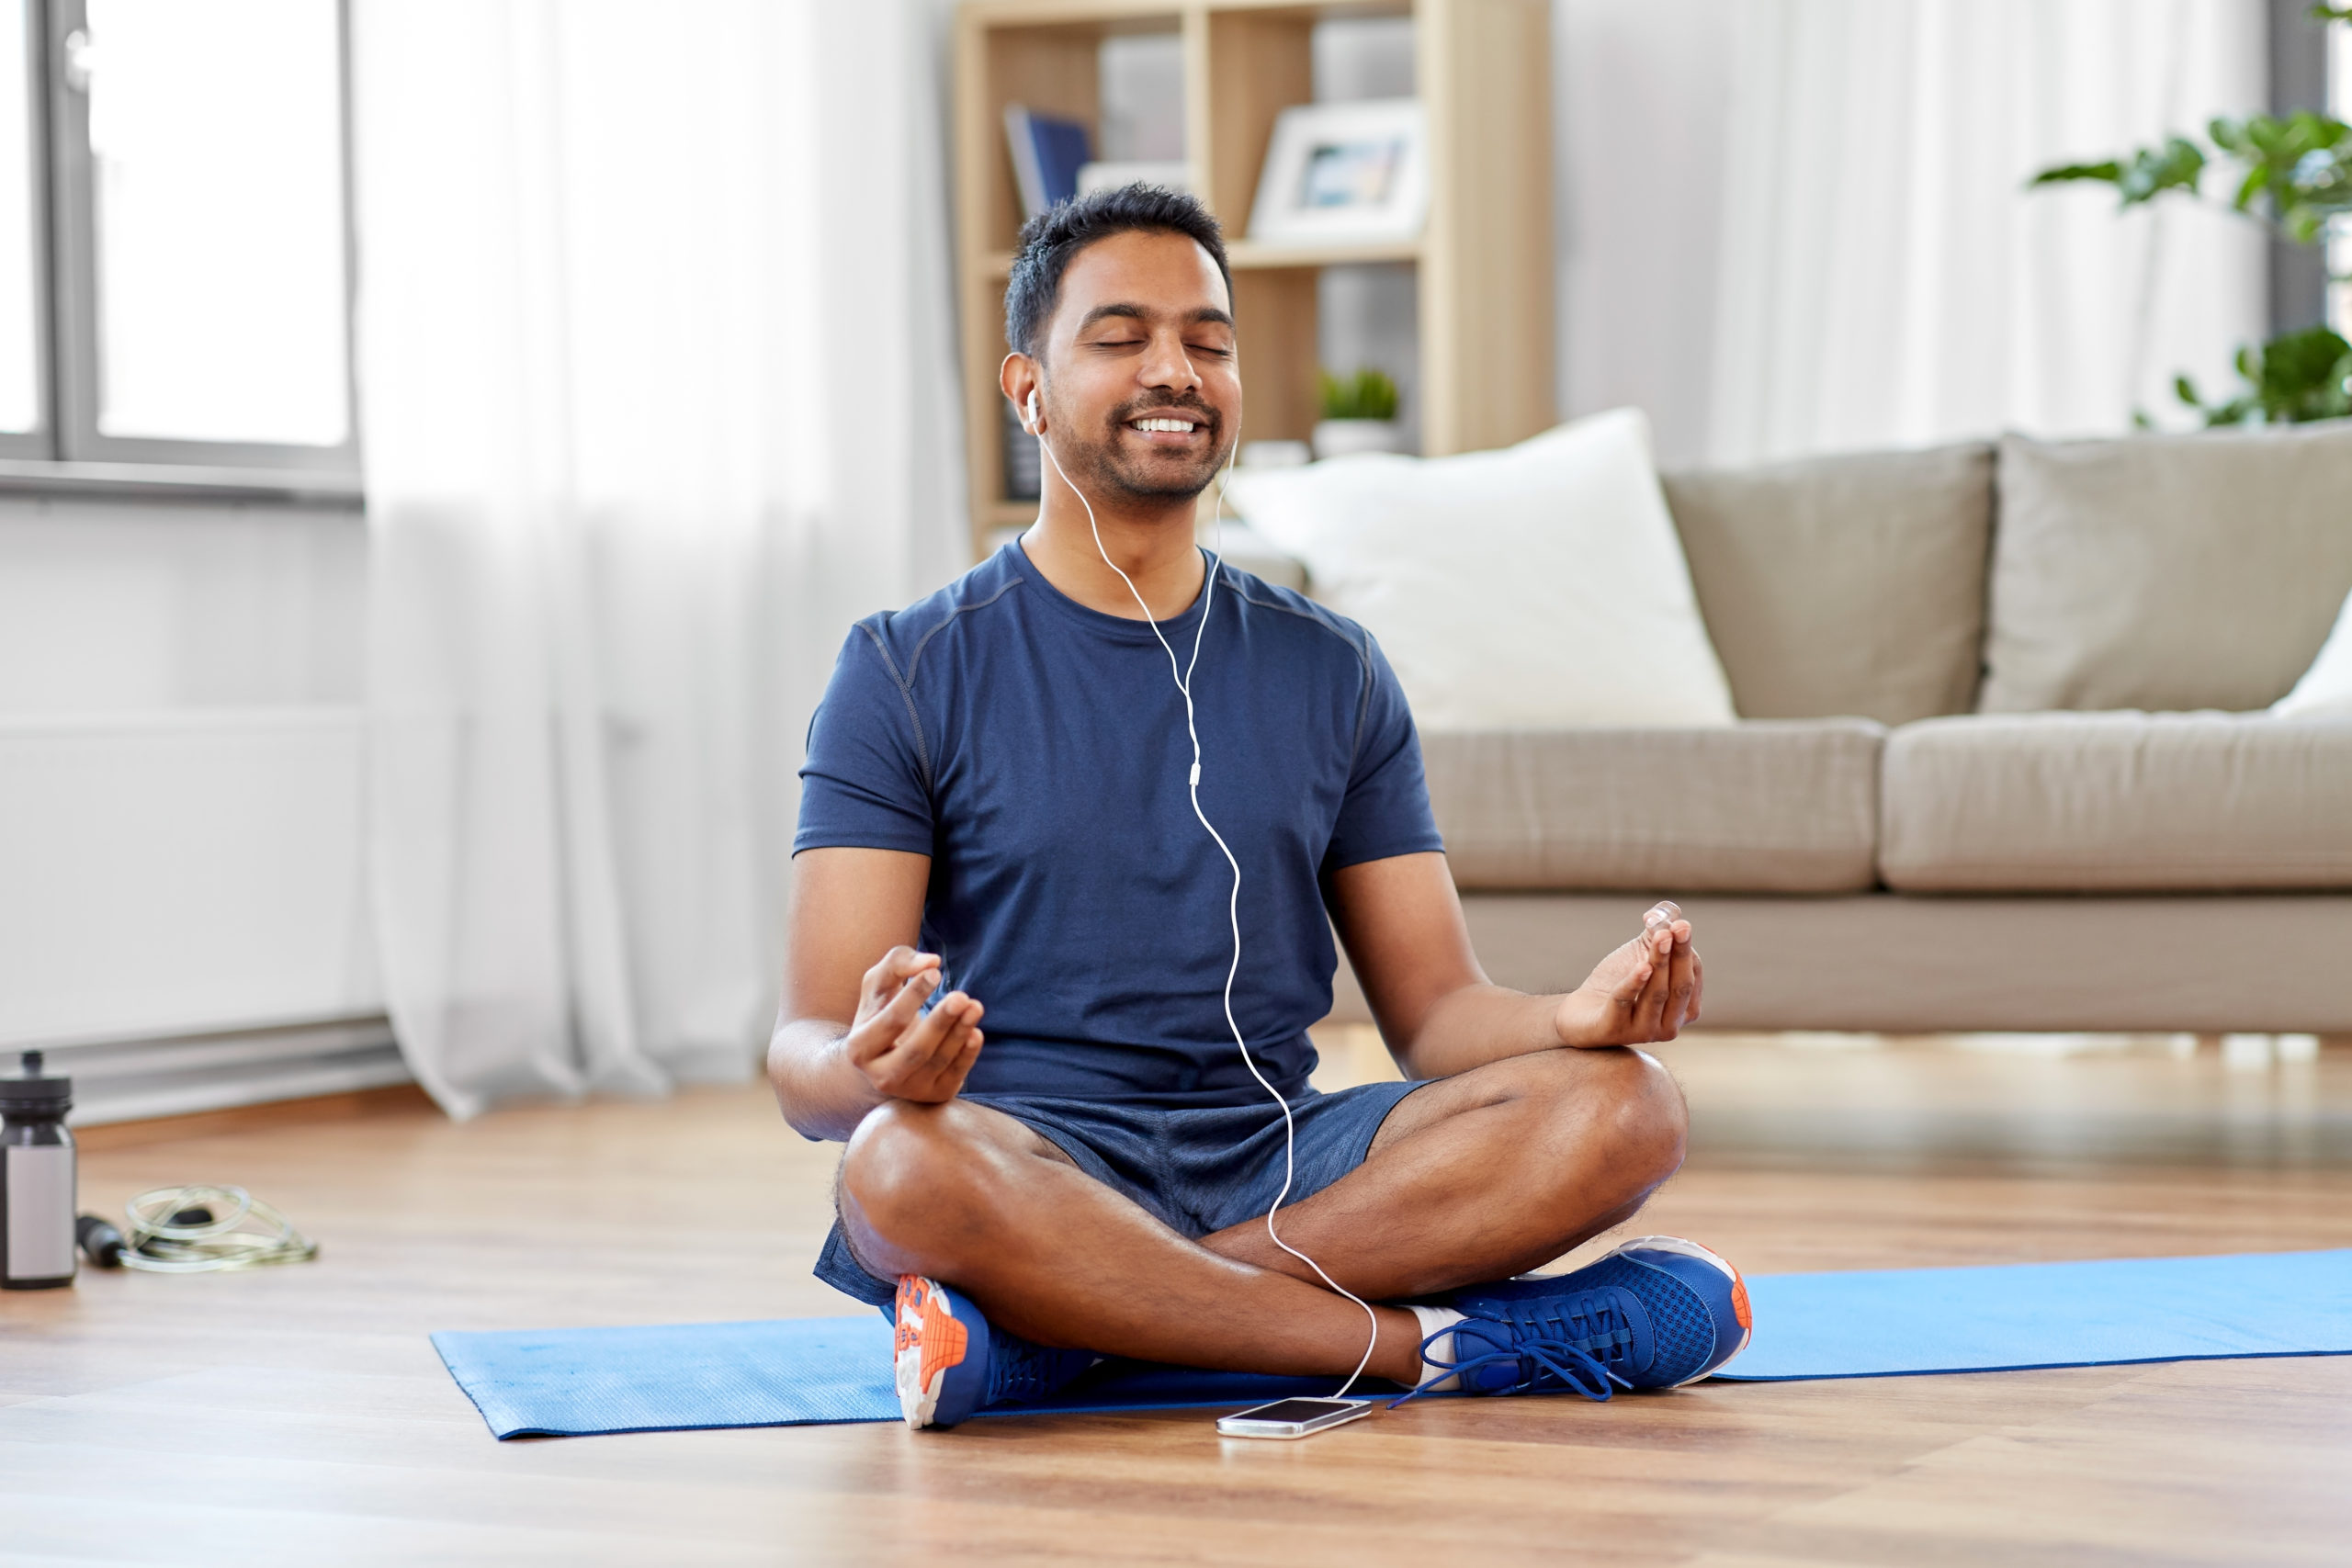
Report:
813,1078,1428,1310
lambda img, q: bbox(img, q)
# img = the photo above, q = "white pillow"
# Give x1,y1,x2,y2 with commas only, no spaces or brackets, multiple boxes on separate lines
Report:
2271,584,2352,718
1225,408,1736,730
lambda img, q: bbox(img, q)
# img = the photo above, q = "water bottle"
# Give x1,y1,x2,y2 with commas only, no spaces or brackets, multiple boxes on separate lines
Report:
2,1051,76,1290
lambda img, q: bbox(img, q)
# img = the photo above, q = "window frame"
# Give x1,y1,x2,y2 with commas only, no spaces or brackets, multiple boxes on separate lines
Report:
0,0,360,500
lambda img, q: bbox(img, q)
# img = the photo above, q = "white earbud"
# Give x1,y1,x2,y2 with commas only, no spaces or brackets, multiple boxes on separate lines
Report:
1024,388,1041,434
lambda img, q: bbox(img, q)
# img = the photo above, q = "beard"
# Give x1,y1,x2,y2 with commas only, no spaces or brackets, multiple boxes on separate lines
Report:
1068,391,1232,502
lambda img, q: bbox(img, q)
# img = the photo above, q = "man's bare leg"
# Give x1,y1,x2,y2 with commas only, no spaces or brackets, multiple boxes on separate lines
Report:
1199,1045,1685,1297
836,1044,1683,1386
841,1098,1430,1383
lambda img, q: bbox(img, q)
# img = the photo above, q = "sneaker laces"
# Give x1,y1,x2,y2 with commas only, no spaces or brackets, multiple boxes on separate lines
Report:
1388,1291,1639,1408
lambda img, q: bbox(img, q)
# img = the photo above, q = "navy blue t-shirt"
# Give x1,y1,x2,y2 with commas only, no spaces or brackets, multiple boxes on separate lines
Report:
794,540,1443,1107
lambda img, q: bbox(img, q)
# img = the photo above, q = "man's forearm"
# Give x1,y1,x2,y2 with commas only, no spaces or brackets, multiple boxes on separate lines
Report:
767,1018,886,1142
1393,983,1566,1080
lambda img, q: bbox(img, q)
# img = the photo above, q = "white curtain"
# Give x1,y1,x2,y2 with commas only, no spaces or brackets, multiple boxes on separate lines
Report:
350,0,965,1118
1704,0,2267,464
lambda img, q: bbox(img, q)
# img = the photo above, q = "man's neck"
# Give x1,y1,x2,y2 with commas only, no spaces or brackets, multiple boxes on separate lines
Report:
1020,477,1205,623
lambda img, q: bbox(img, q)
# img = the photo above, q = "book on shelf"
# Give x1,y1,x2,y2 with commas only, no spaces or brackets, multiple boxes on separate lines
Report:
1003,104,1092,220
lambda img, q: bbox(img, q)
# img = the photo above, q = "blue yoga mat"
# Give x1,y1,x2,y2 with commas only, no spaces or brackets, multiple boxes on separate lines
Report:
432,1247,2352,1438
432,1315,1337,1438
1716,1247,2352,1380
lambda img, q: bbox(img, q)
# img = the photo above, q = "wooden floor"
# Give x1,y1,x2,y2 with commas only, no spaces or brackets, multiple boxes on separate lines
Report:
7,1030,2352,1565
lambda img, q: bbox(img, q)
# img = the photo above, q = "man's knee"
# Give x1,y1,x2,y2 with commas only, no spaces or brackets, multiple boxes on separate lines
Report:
839,1100,999,1252
1527,1047,1688,1189
1596,1048,1688,1185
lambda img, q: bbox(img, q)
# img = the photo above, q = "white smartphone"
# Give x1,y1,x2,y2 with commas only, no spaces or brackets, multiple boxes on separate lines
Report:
1215,1396,1374,1439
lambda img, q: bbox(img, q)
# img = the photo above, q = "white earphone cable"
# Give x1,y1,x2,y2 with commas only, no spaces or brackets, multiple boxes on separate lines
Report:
1031,397,1382,1399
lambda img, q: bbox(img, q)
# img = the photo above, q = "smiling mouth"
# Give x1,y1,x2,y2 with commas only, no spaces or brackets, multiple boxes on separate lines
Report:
1125,412,1207,438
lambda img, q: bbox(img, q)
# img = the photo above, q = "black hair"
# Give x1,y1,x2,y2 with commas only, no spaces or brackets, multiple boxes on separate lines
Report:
1003,184,1234,359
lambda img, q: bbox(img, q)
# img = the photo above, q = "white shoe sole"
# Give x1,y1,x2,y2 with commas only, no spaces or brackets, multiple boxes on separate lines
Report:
893,1276,958,1428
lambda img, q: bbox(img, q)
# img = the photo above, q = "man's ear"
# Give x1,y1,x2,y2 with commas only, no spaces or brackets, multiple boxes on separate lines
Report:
1000,354,1042,434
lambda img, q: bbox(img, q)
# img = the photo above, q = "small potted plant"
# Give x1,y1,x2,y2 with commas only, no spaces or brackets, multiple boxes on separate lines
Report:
1313,367,1405,459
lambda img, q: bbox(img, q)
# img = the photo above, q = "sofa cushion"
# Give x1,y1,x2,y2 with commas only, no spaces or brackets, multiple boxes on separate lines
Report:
1662,442,1992,726
1880,712,2352,892
1425,720,1883,893
1981,424,2352,714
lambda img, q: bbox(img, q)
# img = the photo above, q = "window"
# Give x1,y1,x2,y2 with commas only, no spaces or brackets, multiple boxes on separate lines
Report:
0,0,354,486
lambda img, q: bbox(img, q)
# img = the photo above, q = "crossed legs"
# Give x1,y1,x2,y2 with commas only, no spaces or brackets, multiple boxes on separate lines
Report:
835,1047,1688,1388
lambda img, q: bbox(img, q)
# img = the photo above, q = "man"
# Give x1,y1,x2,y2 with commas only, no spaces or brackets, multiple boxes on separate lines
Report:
771,186,1747,1430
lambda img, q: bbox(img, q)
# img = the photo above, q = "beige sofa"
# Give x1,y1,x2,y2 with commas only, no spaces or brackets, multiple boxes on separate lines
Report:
1321,423,2352,1034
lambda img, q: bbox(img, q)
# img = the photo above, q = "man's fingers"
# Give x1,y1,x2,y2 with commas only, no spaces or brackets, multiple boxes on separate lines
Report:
1663,931,1697,1035
1641,953,1672,1035
851,968,939,1060
917,1025,985,1100
878,1010,984,1100
1639,929,1678,1033
860,944,916,995
1687,949,1705,1026
879,969,940,1030
1612,937,1657,1007
876,990,980,1079
887,991,967,1063
859,946,937,1010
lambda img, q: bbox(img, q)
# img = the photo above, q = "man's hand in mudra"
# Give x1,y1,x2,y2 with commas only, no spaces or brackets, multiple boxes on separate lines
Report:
1553,907,1702,1047
844,945,986,1103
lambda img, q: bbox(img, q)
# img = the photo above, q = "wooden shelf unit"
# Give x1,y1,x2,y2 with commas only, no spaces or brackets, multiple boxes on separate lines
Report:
952,0,1555,559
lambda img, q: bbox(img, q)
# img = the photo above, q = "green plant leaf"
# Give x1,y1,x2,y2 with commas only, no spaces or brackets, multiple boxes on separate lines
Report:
2232,160,2271,213
2123,137,2205,203
2205,112,2352,232
2179,327,2352,427
2256,325,2352,421
2029,160,2123,187
2053,114,2348,242
2030,137,2205,206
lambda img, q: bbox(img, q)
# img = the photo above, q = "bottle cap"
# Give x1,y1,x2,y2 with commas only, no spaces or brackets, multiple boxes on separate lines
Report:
0,1051,72,1114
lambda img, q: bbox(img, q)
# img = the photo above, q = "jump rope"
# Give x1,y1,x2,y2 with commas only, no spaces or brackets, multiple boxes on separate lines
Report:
1023,383,1385,1398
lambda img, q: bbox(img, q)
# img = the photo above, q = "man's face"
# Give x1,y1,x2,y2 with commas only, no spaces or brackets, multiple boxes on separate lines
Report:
1034,229,1240,502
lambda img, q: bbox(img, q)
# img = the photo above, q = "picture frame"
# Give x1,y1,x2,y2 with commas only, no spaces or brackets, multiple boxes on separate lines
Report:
1247,98,1429,246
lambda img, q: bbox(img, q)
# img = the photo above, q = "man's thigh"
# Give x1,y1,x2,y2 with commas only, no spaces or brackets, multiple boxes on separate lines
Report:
1363,1046,1663,1158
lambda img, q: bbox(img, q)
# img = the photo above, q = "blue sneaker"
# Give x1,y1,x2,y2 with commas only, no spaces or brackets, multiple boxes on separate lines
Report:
893,1275,1096,1429
1409,1236,1753,1404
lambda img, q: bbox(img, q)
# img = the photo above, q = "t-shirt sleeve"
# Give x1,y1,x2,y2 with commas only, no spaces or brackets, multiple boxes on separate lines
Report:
1322,629,1445,872
794,622,936,857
